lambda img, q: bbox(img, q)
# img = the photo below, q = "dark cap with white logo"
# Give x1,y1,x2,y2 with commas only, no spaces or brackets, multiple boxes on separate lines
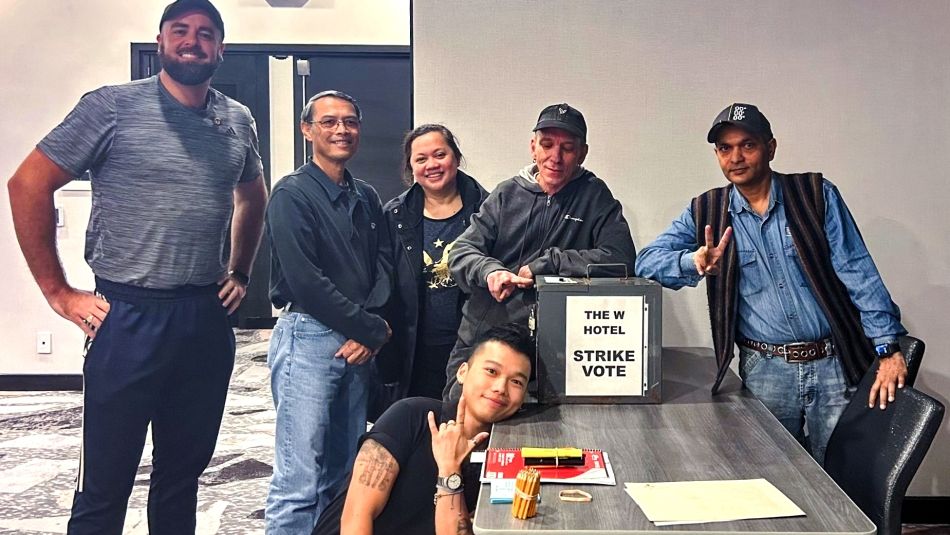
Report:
533,103,587,142
707,103,772,143
160,0,225,39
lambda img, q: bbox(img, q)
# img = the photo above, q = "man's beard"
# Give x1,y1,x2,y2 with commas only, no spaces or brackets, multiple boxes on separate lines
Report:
159,44,222,86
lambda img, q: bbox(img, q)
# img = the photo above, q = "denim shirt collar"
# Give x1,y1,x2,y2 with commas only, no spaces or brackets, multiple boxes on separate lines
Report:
728,172,782,215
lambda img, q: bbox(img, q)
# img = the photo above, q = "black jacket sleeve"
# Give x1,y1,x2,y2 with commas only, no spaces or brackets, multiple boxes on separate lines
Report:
449,189,510,293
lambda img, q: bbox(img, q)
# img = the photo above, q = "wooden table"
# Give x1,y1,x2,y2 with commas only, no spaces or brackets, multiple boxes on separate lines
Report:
473,348,875,534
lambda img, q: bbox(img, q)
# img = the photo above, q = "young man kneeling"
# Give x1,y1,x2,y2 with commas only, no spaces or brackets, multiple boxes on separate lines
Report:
312,323,533,535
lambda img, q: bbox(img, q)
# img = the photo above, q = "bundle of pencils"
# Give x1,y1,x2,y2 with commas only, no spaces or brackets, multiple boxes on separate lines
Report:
511,467,541,519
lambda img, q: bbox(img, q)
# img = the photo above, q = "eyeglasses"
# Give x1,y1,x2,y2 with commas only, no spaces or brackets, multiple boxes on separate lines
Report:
307,117,361,130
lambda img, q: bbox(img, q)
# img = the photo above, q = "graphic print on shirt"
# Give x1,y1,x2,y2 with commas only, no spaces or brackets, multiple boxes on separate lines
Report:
423,241,457,290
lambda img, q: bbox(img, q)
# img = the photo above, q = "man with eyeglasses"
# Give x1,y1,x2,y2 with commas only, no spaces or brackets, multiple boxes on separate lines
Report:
265,90,392,533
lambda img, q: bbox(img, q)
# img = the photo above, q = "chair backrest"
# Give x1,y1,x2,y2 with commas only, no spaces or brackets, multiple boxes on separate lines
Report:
824,359,944,535
899,335,925,388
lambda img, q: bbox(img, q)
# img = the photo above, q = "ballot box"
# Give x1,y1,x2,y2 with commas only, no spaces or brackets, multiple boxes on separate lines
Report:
534,276,662,404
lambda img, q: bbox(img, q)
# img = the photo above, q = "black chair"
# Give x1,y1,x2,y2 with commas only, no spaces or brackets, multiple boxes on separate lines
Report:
824,358,944,535
899,335,925,388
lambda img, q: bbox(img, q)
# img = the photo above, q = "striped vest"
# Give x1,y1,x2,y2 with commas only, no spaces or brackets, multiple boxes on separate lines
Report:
693,172,874,394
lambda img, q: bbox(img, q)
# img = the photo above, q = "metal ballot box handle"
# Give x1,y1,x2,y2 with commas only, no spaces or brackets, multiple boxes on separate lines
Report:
585,263,629,280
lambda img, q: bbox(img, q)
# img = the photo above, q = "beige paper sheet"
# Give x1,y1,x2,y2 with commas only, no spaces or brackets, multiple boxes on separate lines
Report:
624,478,805,526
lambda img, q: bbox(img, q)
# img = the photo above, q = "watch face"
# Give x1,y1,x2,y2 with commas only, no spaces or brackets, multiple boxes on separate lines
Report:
447,473,463,490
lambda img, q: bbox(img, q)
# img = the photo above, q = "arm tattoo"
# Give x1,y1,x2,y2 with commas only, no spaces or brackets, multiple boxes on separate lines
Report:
355,439,398,491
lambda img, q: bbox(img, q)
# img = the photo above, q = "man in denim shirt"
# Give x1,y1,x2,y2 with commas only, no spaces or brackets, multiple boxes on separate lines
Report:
636,103,906,464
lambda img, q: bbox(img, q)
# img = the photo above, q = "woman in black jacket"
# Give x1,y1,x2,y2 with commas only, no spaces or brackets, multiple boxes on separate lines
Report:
374,124,488,409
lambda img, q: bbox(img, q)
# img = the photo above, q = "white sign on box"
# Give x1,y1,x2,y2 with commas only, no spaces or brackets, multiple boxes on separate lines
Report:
564,295,648,396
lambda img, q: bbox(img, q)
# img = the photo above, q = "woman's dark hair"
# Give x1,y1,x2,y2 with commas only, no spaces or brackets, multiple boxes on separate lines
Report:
401,123,464,186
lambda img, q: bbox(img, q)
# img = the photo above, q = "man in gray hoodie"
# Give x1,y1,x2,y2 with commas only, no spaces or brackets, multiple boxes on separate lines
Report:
443,103,637,399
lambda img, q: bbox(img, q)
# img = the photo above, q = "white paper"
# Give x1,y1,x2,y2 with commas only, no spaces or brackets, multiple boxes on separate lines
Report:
624,478,805,525
565,295,646,396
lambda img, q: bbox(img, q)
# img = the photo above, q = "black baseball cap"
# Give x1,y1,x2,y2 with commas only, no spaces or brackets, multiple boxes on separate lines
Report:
159,0,225,39
533,103,587,142
707,103,772,143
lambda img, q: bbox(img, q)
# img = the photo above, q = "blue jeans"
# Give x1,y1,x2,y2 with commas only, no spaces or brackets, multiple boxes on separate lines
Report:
265,313,371,534
738,346,855,466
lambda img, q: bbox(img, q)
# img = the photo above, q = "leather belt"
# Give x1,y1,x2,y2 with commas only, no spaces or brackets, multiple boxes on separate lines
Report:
739,337,833,363
284,302,308,314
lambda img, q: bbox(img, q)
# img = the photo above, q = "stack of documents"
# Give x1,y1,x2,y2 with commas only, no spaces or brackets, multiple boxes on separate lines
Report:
624,478,805,526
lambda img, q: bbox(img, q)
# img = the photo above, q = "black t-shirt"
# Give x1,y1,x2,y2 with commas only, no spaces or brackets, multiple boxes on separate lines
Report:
312,397,481,535
418,211,466,345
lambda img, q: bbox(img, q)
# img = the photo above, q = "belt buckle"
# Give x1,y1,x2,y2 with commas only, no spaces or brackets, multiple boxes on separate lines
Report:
780,343,795,362
783,343,804,363
783,343,817,363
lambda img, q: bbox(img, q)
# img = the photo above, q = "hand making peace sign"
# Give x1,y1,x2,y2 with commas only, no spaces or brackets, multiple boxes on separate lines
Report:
694,225,733,276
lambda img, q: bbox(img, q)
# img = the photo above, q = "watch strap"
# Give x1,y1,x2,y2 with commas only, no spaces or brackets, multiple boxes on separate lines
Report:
875,341,901,358
228,269,250,286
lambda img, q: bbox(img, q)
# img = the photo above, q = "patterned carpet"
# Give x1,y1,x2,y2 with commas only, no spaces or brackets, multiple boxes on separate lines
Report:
0,329,274,534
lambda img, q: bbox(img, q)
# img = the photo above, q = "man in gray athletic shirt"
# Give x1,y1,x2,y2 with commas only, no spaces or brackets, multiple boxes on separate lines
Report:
6,1,267,534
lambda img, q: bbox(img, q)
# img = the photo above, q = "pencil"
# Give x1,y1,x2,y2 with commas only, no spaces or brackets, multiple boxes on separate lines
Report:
511,467,541,519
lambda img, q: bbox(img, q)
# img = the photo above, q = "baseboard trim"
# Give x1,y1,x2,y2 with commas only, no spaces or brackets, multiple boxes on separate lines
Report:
0,374,82,391
903,496,950,524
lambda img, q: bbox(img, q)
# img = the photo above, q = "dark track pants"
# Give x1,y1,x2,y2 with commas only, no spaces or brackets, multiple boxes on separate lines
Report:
67,278,235,535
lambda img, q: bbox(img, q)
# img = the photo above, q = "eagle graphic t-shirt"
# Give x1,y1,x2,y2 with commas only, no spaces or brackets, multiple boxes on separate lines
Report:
418,211,466,345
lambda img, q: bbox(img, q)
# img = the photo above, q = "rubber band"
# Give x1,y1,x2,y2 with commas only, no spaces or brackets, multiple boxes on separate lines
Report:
558,489,592,502
514,487,540,500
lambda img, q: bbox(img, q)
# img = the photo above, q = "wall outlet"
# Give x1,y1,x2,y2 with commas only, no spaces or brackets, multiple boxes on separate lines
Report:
36,331,52,354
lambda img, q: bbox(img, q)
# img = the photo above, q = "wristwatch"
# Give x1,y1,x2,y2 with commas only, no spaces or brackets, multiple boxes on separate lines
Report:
875,341,901,359
228,269,250,286
436,472,463,492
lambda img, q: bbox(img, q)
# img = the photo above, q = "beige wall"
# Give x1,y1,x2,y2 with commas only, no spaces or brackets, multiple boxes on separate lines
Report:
0,0,409,374
413,0,950,496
